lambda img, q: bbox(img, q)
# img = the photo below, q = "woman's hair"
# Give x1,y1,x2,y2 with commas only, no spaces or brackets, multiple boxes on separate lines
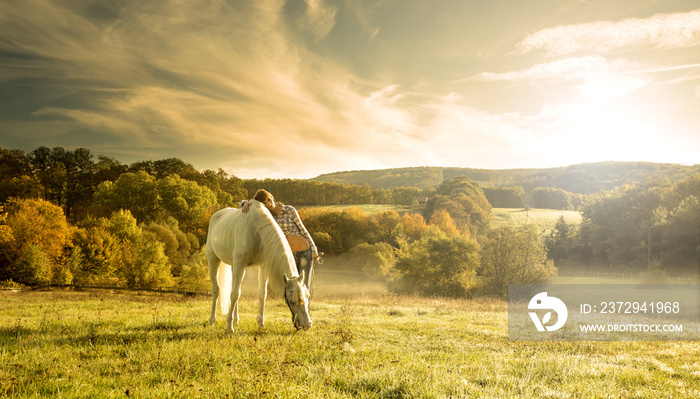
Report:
253,189,273,203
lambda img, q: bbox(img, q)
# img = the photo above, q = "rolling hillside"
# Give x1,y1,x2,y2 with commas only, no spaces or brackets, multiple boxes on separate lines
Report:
312,161,700,194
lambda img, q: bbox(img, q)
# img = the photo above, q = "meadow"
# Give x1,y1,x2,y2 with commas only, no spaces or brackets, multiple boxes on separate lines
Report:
301,204,424,216
2,274,699,398
490,208,582,232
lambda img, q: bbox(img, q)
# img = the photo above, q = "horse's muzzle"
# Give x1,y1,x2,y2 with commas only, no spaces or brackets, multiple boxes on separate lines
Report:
294,317,312,331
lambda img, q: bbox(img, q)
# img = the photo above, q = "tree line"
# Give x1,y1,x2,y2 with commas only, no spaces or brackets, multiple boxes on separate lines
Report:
314,162,700,194
0,146,555,297
545,175,699,275
1,146,697,298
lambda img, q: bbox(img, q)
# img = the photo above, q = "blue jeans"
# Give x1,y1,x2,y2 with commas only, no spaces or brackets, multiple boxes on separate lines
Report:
294,248,314,292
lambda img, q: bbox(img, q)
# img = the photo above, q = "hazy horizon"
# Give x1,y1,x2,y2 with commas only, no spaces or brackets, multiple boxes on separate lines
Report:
2,1,699,179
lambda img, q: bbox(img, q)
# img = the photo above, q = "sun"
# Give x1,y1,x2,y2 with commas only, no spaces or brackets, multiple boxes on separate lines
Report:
543,75,671,165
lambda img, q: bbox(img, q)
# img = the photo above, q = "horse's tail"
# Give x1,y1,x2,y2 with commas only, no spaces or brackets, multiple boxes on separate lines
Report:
218,263,232,314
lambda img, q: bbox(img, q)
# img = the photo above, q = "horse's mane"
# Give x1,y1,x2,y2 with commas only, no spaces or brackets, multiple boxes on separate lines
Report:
247,200,297,293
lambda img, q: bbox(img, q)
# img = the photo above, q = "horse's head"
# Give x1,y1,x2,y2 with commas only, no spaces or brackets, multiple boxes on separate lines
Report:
283,271,312,331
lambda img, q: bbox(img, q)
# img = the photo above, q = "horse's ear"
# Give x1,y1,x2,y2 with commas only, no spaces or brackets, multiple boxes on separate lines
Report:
284,273,290,283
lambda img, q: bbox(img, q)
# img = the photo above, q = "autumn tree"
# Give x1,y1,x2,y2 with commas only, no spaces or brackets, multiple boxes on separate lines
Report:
103,210,174,289
2,198,73,285
428,208,460,237
395,212,427,243
424,176,491,235
368,211,400,245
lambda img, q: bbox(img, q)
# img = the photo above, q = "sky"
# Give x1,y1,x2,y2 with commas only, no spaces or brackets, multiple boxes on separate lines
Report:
1,0,699,179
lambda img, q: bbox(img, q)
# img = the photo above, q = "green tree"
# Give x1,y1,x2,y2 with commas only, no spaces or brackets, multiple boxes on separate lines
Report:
481,226,556,299
94,210,176,288
179,247,211,291
0,148,32,180
72,225,119,284
661,196,699,269
545,216,575,261
143,219,197,277
0,176,41,204
104,209,142,243
483,186,524,208
392,186,423,205
14,244,51,286
93,155,128,184
530,187,573,210
392,228,479,297
157,174,217,233
580,176,687,269
93,171,161,222
122,240,173,289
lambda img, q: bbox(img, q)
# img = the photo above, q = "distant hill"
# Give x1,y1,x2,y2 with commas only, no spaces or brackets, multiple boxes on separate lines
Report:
311,162,700,194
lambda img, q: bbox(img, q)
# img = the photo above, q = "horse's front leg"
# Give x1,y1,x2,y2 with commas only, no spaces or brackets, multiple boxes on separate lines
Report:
206,248,221,326
227,265,246,332
256,267,268,328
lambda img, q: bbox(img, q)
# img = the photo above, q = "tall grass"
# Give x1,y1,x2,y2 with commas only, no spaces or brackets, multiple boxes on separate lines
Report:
1,291,698,398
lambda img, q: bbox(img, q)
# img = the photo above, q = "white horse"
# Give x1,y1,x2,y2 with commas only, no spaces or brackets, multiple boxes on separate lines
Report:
205,200,312,332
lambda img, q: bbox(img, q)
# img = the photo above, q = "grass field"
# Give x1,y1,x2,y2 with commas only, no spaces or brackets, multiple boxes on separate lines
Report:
301,204,423,216
491,208,582,232
2,286,699,398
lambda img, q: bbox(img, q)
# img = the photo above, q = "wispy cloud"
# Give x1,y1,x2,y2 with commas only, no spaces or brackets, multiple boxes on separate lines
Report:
302,0,338,39
518,9,700,56
463,56,639,82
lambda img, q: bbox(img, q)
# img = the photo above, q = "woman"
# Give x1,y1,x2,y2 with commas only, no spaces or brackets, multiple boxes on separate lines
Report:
240,189,319,291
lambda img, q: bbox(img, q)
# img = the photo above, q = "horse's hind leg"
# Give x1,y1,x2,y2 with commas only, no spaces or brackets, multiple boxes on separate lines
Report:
227,263,246,333
206,246,221,326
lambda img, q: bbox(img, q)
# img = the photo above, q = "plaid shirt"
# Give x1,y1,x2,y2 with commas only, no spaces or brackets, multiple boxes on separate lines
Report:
275,205,318,255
